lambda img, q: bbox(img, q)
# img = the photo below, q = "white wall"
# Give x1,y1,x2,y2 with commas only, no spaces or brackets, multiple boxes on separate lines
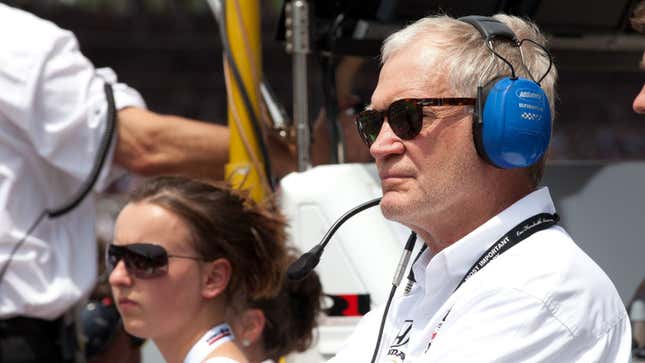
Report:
542,161,645,304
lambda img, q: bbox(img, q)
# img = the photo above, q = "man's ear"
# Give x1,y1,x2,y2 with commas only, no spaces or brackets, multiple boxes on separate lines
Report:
201,258,232,299
238,308,266,346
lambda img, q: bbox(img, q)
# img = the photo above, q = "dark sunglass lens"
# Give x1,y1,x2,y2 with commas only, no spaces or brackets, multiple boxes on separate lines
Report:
388,99,422,140
126,244,168,278
107,244,169,279
106,245,122,272
127,251,167,278
356,110,384,146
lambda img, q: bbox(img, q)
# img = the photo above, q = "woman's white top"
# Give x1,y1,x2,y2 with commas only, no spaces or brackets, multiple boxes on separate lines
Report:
203,358,241,363
184,323,236,363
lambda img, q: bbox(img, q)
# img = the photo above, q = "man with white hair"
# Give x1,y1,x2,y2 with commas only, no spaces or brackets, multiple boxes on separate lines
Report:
331,13,631,362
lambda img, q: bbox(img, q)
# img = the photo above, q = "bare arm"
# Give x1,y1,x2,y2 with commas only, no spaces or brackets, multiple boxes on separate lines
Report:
115,107,230,181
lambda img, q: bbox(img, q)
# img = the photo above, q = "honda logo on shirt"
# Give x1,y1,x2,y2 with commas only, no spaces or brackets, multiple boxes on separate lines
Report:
387,320,413,362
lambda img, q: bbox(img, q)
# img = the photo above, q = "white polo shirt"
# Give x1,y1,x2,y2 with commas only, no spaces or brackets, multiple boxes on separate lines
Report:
0,4,145,319
330,187,632,362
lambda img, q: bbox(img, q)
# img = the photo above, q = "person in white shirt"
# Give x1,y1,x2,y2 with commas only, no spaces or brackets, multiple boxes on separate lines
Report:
0,4,229,363
108,176,288,363
330,13,632,362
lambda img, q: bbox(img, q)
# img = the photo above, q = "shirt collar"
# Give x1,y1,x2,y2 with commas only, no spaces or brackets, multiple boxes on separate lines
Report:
414,187,556,294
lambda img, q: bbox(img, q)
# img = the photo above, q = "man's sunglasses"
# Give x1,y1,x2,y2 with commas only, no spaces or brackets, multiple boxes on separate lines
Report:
107,243,203,279
355,98,476,146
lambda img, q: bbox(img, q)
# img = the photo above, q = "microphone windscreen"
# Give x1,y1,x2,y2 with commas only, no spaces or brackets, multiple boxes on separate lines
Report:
287,245,323,281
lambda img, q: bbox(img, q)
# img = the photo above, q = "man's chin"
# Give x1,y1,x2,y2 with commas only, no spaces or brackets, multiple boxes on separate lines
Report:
379,193,407,222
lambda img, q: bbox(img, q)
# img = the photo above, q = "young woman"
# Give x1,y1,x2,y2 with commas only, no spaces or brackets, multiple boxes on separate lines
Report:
108,176,288,363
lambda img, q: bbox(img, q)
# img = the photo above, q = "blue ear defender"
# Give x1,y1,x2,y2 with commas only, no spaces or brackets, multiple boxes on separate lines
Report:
460,15,553,169
473,76,551,169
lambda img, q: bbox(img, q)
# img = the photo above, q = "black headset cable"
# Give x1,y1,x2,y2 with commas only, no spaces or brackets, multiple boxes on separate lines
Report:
370,231,417,363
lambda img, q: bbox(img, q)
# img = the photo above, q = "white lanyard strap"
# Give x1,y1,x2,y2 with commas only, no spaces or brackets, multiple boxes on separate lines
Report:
184,322,235,363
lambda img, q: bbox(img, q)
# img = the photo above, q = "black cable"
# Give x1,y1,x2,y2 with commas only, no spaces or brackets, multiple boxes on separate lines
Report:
320,56,341,164
0,82,118,286
486,37,517,79
370,283,397,363
0,211,46,285
210,0,275,191
370,232,417,363
320,13,347,164
49,83,117,217
519,38,554,84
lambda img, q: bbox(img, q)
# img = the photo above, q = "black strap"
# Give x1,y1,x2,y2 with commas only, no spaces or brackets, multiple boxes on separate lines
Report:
456,212,559,291
458,15,518,43
406,244,428,284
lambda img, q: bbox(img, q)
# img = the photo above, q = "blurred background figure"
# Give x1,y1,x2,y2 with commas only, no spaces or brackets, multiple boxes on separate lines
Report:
630,280,645,359
631,0,645,114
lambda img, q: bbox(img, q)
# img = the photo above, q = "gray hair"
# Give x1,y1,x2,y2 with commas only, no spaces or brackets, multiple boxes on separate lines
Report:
381,14,558,185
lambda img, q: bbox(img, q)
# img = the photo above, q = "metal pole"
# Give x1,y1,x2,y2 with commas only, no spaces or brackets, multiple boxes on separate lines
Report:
216,0,266,202
286,0,311,171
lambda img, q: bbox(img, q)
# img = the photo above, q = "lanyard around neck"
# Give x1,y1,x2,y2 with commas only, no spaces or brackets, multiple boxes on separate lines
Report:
425,212,558,351
456,212,559,291
183,322,235,363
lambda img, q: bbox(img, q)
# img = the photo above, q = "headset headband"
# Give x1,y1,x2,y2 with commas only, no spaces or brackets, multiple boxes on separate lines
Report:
457,15,552,169
458,15,518,44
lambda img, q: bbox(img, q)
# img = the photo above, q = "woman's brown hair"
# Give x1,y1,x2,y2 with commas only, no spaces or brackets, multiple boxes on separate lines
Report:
128,175,288,302
250,252,323,361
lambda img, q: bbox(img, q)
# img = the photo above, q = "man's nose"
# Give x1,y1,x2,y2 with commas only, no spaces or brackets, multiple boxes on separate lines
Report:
370,120,405,160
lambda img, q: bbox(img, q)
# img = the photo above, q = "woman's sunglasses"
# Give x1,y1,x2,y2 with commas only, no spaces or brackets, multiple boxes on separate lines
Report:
355,98,476,146
106,243,203,279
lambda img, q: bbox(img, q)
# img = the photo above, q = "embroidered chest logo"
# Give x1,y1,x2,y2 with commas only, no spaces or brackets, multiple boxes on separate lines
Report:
386,320,413,362
425,318,444,353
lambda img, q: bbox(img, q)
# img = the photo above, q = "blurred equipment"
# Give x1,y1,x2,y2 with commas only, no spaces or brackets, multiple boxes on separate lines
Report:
284,0,312,171
260,80,295,143
632,297,645,358
81,298,121,360
277,0,642,67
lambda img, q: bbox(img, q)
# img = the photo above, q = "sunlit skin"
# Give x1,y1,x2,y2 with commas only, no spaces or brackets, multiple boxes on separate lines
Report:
108,202,242,363
634,51,645,114
368,44,532,252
